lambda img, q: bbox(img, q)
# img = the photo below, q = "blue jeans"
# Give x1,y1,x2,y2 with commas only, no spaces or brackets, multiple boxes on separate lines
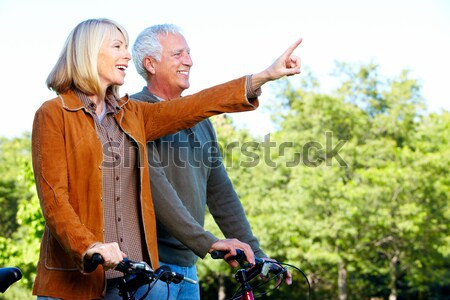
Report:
37,285,150,300
37,281,153,300
146,262,200,300
104,282,154,299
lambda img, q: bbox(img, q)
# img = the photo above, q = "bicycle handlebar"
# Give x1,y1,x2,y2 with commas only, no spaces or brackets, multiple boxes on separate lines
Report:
0,267,22,293
84,253,104,273
210,249,285,276
210,249,265,267
210,248,245,260
211,249,312,300
210,249,258,262
84,253,197,285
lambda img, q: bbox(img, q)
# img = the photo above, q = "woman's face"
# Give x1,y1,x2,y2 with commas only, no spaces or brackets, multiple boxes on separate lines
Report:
97,28,131,91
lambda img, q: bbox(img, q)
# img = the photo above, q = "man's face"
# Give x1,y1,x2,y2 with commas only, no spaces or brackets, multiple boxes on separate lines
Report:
153,33,192,99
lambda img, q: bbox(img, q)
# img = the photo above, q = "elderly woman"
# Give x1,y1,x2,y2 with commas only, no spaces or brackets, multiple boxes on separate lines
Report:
32,18,301,299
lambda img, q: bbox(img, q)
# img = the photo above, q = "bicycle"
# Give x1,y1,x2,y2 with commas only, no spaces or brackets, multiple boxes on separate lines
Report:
210,249,310,300
84,254,196,300
85,249,310,300
0,266,22,294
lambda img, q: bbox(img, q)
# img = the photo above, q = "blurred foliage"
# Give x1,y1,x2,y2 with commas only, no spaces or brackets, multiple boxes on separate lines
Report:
200,63,449,300
0,133,42,299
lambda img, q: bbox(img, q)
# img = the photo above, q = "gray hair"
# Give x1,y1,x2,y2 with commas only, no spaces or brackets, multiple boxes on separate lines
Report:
132,24,183,81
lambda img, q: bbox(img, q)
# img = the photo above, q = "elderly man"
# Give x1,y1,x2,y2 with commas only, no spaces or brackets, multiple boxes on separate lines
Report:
130,24,298,299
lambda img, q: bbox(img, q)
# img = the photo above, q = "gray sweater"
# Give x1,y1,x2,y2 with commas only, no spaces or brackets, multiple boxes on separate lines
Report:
130,87,265,266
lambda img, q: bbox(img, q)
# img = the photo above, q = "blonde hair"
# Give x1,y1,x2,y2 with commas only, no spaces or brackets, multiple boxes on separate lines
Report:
46,18,129,99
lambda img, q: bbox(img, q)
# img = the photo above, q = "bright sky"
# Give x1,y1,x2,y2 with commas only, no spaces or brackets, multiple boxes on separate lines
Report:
1,0,449,138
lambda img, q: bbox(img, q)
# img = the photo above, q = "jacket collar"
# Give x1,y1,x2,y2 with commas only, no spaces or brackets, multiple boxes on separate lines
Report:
58,90,130,111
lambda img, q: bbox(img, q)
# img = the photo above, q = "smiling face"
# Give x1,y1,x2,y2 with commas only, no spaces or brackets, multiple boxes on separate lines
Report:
149,32,193,99
97,28,131,92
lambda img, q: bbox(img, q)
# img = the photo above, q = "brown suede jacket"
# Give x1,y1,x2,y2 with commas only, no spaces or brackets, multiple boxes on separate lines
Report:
31,77,258,299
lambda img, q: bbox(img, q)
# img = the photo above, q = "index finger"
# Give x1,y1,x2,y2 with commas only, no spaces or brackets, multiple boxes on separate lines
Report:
286,269,293,285
242,244,255,265
282,38,303,58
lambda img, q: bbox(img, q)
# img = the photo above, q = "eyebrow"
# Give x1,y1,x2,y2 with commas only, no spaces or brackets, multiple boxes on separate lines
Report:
111,39,128,47
170,47,190,54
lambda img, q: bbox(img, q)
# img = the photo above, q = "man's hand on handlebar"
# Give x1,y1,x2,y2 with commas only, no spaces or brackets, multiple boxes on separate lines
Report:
84,242,127,271
209,238,255,268
210,249,309,298
262,257,293,286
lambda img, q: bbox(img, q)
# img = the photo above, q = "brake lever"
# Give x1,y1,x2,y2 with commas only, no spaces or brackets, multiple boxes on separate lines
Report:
261,263,270,277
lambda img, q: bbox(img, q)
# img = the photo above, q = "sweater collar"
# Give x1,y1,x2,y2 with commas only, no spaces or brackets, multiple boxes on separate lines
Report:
129,87,162,104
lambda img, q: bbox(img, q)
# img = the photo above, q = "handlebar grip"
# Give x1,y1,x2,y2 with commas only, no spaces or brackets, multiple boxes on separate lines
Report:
269,263,285,274
84,253,104,273
210,249,265,266
210,249,245,260
0,267,22,293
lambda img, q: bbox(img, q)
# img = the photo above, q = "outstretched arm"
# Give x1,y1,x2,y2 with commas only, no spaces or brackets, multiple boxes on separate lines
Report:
140,39,302,141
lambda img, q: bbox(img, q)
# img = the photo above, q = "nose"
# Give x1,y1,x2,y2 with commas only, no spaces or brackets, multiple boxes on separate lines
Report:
124,49,131,61
183,53,193,67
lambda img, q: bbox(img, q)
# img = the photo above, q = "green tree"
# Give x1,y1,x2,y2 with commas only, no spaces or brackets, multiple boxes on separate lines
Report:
0,134,43,299
197,65,449,300
0,134,33,238
262,63,449,300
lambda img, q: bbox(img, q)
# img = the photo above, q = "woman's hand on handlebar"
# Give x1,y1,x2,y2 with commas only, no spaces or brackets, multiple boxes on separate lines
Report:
209,239,255,267
85,242,127,271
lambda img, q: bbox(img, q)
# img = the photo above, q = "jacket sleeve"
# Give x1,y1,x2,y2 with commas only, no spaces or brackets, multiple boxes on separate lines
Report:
32,102,98,270
205,126,267,258
141,76,258,141
147,142,219,258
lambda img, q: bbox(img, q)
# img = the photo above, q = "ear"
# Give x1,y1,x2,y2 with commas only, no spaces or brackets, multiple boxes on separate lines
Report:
143,56,157,75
